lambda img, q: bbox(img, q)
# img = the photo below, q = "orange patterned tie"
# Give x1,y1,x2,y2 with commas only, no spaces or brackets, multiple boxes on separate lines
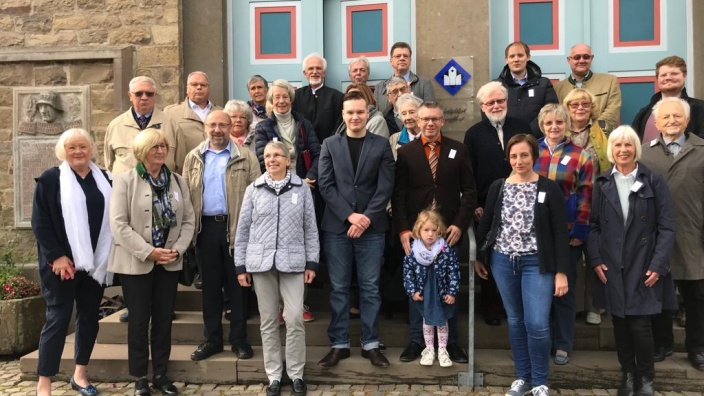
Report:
427,142,438,180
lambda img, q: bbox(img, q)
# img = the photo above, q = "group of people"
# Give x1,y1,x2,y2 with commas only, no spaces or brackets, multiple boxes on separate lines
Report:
29,38,704,396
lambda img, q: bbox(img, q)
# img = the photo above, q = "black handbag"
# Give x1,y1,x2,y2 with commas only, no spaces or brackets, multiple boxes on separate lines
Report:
178,247,199,286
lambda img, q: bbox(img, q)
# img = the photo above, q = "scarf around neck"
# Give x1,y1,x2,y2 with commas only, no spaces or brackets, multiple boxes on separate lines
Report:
264,170,291,194
136,163,178,247
411,238,446,266
59,161,114,285
248,100,267,119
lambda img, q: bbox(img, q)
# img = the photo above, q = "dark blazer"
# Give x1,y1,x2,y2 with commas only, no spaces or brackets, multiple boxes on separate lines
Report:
632,88,704,140
318,130,395,234
291,85,344,143
393,135,477,234
587,164,677,317
463,116,531,207
31,166,111,305
476,176,570,275
254,111,321,181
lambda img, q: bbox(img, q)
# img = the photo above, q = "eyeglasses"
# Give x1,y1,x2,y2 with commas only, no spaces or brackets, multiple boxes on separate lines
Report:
188,83,209,88
389,86,409,96
132,91,156,98
264,153,287,159
150,143,168,151
419,117,443,124
65,144,90,153
482,98,507,107
206,123,232,130
392,54,410,59
568,102,592,109
569,54,593,61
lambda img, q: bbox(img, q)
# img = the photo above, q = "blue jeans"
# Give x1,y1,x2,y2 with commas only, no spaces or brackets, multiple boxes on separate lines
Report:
491,250,554,387
324,231,385,350
409,245,460,345
552,245,581,353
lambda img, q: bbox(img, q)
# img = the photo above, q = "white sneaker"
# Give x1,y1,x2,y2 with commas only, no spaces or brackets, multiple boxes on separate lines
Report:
419,346,435,366
531,385,550,396
505,379,532,396
438,347,453,367
586,311,602,325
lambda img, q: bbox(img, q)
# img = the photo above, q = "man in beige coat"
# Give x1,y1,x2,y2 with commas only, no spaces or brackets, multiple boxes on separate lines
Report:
164,71,222,171
640,97,704,371
104,76,179,174
554,44,621,133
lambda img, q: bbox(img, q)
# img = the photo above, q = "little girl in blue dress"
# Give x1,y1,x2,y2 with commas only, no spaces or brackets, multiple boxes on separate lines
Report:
403,209,460,367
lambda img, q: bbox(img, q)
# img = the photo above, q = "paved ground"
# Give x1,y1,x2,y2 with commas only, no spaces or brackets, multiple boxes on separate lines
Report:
3,359,703,396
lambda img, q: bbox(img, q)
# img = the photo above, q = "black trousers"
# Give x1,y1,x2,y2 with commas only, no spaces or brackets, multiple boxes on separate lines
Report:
679,279,704,354
613,315,655,378
37,271,104,377
196,217,248,346
651,309,675,350
120,265,179,378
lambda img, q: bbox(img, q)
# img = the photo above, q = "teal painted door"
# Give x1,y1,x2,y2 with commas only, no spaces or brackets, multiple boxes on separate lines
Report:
229,0,415,100
490,0,691,125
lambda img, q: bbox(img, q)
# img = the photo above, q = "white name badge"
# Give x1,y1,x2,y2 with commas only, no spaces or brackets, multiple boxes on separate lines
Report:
560,156,570,165
528,89,535,97
173,192,180,202
538,191,546,203
273,137,279,142
631,181,643,192
449,149,457,159
650,139,658,147
292,193,298,204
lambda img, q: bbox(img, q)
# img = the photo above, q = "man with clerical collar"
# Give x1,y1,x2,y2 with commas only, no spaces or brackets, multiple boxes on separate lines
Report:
633,56,704,142
393,101,477,364
164,71,222,172
374,42,435,116
104,75,178,174
291,53,344,143
640,97,704,372
554,44,622,134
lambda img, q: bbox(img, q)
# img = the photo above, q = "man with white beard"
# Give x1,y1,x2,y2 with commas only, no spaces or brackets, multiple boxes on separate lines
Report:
462,81,530,327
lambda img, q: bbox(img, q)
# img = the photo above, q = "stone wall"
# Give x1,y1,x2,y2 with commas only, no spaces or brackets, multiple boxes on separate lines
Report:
0,0,183,259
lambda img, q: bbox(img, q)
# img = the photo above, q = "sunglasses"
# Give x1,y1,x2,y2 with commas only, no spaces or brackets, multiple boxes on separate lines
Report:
570,54,593,61
482,98,507,107
132,91,156,98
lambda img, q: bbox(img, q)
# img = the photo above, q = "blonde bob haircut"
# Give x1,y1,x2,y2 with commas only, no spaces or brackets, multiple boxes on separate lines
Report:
132,128,169,163
411,208,447,240
55,128,95,161
538,103,572,136
606,125,642,164
563,88,601,121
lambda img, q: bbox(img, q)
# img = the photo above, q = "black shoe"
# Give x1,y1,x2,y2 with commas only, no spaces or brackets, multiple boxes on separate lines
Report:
152,375,178,395
134,378,150,396
292,379,307,396
652,346,673,362
119,309,129,323
688,352,704,370
266,380,281,396
617,372,636,396
399,341,424,362
70,377,99,396
232,342,254,359
317,348,350,367
190,341,223,361
446,342,469,363
484,316,501,326
636,376,654,396
361,348,390,367
194,273,202,289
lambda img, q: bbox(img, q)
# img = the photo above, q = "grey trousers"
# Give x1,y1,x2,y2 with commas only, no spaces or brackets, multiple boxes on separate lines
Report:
252,270,306,382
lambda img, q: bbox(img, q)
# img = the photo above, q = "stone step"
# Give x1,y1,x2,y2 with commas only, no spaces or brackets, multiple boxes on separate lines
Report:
19,340,704,390
95,310,688,351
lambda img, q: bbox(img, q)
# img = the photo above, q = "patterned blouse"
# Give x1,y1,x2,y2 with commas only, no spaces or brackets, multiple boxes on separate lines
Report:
495,181,539,255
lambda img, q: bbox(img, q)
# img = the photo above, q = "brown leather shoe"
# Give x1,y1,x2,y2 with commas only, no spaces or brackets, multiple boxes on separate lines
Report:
361,348,390,367
317,348,350,367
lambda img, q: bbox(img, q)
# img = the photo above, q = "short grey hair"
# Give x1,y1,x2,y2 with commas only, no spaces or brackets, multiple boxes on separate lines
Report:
246,74,269,90
55,128,95,161
386,76,407,92
348,57,370,73
395,93,423,109
264,140,290,160
303,53,327,71
224,99,254,126
266,79,296,104
607,125,642,164
187,71,209,82
129,76,156,92
538,103,572,135
652,97,691,119
476,81,508,104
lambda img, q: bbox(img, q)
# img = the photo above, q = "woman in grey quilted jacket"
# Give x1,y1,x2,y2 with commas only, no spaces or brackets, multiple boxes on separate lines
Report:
234,141,319,396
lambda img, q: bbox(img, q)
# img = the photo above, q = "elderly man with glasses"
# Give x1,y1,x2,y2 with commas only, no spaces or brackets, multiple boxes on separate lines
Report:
554,44,622,134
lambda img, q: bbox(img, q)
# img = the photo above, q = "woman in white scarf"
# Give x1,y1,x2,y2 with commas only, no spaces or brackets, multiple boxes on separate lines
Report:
31,128,113,396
